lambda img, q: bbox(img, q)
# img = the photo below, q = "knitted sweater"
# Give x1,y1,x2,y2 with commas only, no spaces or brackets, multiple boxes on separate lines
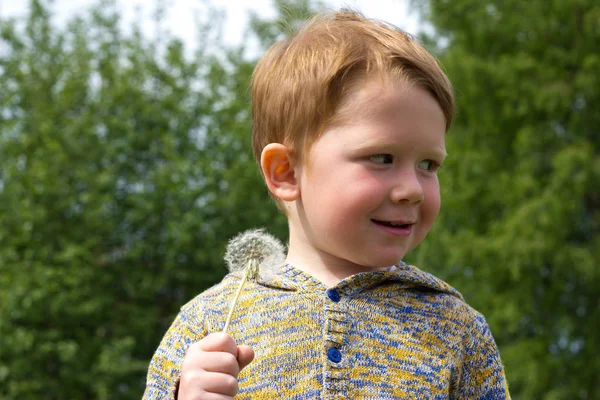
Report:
143,263,510,399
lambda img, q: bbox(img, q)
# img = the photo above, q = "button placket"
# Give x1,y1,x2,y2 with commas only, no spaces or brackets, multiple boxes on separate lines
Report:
323,288,349,395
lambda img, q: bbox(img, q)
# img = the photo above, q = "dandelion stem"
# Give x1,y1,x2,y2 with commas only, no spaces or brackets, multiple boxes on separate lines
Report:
223,259,256,334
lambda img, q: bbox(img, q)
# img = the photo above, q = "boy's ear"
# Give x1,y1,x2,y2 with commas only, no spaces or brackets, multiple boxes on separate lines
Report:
261,143,300,202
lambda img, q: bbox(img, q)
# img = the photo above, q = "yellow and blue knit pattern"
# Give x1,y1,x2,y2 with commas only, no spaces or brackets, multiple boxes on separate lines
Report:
143,263,510,399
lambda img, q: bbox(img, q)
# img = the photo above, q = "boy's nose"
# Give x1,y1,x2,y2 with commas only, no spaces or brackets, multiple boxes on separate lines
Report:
390,172,424,204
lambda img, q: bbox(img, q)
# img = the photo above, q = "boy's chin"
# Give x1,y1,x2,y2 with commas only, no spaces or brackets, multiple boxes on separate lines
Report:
362,255,407,270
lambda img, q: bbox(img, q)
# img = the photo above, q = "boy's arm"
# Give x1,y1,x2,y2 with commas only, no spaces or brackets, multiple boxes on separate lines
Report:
143,307,206,400
456,313,511,400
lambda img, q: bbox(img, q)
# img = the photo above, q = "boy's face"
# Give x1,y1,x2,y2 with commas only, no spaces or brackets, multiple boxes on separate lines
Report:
289,78,447,271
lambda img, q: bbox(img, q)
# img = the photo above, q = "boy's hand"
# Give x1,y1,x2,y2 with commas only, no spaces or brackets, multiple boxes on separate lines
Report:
178,332,255,400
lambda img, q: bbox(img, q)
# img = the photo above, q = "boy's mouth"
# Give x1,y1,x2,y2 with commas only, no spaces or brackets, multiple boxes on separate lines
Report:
371,219,415,237
371,219,413,228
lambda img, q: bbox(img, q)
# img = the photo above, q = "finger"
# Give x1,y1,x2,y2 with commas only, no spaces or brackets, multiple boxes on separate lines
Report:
237,345,255,371
199,371,239,396
179,388,234,400
198,333,237,355
196,351,240,376
195,394,234,400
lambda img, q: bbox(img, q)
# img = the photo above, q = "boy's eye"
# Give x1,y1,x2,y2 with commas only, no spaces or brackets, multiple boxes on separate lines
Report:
418,159,441,172
369,154,394,164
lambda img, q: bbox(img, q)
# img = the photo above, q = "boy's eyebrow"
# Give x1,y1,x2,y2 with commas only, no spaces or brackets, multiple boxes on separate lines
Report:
436,148,449,159
428,148,449,160
353,142,448,159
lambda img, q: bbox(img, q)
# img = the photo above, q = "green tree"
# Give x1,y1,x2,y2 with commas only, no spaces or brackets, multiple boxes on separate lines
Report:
409,1,600,399
0,0,291,397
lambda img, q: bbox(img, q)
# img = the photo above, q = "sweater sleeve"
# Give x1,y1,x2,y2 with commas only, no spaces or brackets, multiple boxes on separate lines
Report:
142,305,207,400
455,312,511,400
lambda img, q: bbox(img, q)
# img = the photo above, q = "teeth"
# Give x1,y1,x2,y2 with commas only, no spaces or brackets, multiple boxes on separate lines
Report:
378,220,406,227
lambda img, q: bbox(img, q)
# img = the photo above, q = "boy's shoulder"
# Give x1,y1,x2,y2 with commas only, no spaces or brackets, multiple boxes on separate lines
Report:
180,272,242,312
390,262,463,298
389,263,491,328
177,272,277,327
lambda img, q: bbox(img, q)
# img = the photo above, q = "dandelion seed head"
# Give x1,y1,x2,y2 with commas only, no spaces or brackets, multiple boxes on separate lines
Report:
224,229,286,279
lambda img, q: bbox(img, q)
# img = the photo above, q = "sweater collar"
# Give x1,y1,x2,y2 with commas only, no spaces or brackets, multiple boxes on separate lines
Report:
258,262,463,300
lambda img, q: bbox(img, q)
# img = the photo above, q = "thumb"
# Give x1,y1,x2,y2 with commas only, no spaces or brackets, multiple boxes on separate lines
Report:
237,345,255,371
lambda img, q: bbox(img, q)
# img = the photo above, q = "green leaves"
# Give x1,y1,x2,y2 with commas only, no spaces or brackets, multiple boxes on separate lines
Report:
410,1,599,398
0,1,288,398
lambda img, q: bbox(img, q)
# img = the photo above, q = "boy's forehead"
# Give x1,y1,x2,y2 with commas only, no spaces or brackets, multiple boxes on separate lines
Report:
336,79,443,128
324,80,447,154
336,79,416,124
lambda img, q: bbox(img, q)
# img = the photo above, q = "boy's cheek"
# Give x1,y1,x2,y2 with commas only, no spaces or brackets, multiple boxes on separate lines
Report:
416,188,441,238
425,185,442,216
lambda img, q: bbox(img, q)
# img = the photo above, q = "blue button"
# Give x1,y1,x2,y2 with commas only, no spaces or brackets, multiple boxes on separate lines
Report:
327,348,342,363
327,289,341,302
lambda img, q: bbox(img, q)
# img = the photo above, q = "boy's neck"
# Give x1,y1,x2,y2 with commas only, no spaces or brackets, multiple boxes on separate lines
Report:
284,254,350,288
285,228,391,288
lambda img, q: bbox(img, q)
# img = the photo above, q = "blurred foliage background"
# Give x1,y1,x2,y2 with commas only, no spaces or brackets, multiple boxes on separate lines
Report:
0,0,597,398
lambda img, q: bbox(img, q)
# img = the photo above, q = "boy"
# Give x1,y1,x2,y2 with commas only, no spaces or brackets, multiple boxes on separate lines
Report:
144,9,510,399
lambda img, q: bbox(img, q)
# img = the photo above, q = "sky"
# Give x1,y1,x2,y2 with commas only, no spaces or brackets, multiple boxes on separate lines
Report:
1,0,422,50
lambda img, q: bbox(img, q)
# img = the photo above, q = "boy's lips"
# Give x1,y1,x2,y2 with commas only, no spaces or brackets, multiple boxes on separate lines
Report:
371,219,415,237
